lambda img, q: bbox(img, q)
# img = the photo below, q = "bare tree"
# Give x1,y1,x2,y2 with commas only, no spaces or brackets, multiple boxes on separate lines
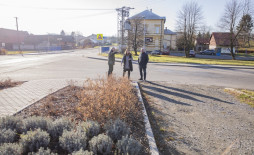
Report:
176,1,203,57
219,0,245,60
126,18,144,55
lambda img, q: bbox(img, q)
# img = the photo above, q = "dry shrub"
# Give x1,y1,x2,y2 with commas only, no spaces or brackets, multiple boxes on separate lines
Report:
0,49,7,55
0,78,21,90
77,76,141,125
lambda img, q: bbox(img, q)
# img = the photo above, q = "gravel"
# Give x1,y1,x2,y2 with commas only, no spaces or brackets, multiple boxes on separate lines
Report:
140,81,254,155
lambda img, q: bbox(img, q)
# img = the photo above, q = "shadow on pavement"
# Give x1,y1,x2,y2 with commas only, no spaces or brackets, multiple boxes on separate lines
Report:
146,81,233,105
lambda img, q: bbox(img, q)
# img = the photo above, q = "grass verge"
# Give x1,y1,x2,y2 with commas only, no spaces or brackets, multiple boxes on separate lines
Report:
7,51,36,55
100,53,254,66
225,89,254,107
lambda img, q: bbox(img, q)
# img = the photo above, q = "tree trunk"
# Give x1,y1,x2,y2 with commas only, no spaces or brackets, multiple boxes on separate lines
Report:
134,46,137,55
230,43,236,60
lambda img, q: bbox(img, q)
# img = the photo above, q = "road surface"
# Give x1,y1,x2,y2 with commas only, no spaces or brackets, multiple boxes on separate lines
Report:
0,48,253,90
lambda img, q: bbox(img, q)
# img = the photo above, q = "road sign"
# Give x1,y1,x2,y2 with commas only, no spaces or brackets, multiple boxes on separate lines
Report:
97,34,103,40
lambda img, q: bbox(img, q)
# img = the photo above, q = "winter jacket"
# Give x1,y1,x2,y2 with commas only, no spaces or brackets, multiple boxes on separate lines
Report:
138,52,149,67
121,54,133,71
108,50,117,65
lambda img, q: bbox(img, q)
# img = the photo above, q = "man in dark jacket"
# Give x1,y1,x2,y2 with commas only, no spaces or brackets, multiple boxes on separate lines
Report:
108,47,118,76
138,48,149,81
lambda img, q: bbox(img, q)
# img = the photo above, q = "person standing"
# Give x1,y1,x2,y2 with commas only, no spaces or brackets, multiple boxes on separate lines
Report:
138,48,149,81
121,48,133,79
108,47,118,76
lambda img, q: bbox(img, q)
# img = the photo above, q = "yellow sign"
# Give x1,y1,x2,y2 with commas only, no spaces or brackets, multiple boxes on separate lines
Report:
97,34,103,40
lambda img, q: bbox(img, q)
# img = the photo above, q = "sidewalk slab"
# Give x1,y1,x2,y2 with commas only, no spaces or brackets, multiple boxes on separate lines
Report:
0,79,74,117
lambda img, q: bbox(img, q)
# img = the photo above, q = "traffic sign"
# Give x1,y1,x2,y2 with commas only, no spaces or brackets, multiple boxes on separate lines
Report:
97,34,103,40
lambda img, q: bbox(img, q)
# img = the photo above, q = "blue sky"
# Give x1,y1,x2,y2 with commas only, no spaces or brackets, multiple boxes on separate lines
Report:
0,0,234,36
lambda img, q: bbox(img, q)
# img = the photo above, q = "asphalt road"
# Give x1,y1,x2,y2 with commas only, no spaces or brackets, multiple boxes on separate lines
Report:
0,48,254,90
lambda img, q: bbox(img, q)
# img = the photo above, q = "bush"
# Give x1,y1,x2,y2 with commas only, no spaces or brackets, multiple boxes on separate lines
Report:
78,76,140,124
89,134,113,155
20,129,50,153
72,149,93,155
116,136,142,155
0,143,22,155
0,116,22,132
48,117,74,140
28,147,57,155
0,129,17,144
23,116,52,132
105,119,130,142
78,121,100,139
59,129,87,153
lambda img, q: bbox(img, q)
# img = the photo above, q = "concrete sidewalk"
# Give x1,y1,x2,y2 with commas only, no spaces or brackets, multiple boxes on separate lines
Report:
0,79,84,117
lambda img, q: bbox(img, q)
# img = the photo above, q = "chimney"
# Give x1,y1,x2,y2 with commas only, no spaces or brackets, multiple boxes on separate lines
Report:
150,9,152,12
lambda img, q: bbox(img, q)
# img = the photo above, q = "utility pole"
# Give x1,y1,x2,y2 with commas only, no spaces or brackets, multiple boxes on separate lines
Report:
116,6,134,53
14,17,22,55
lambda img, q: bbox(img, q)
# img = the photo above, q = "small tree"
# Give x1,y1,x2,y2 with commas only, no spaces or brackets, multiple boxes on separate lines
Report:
237,14,253,47
61,30,65,36
71,31,75,37
176,35,185,51
127,18,144,55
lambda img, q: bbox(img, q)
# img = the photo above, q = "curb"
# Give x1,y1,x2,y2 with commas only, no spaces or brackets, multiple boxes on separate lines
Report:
134,82,159,155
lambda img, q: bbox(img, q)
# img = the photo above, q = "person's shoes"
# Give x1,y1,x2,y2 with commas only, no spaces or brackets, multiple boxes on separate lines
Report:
138,78,143,80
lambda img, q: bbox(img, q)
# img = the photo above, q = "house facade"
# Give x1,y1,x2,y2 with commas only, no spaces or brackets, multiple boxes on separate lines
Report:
128,9,166,52
209,32,237,53
195,38,210,52
0,28,29,50
164,27,177,50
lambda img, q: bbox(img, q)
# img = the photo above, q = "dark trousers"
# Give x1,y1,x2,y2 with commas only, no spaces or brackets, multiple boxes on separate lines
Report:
123,70,131,79
108,64,113,76
139,66,146,80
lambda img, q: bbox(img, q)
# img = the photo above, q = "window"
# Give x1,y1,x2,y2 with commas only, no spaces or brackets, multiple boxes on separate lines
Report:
156,27,160,34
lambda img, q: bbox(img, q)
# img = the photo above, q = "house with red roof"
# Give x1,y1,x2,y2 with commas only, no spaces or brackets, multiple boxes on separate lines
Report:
195,38,210,52
209,32,238,54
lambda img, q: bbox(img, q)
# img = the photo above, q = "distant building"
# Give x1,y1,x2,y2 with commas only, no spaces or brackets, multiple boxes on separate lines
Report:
23,35,75,50
195,38,210,52
164,27,177,50
0,27,75,51
128,9,166,52
0,28,29,50
209,32,238,53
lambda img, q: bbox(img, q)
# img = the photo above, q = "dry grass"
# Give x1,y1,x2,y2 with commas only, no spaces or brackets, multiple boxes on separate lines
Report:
77,76,142,125
225,89,254,107
0,78,23,90
0,49,7,55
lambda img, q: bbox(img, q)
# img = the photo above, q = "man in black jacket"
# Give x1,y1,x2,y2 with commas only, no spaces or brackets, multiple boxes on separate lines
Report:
108,47,118,76
138,48,149,81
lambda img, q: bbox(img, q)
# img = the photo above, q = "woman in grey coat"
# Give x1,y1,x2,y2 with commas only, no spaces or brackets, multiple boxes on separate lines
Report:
121,48,133,79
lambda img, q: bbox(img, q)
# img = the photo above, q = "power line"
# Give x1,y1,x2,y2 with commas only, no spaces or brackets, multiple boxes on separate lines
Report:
0,3,115,11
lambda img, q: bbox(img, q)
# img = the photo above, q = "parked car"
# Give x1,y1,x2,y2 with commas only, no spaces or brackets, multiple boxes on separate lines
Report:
161,50,170,55
151,50,161,55
189,50,196,57
200,49,216,55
